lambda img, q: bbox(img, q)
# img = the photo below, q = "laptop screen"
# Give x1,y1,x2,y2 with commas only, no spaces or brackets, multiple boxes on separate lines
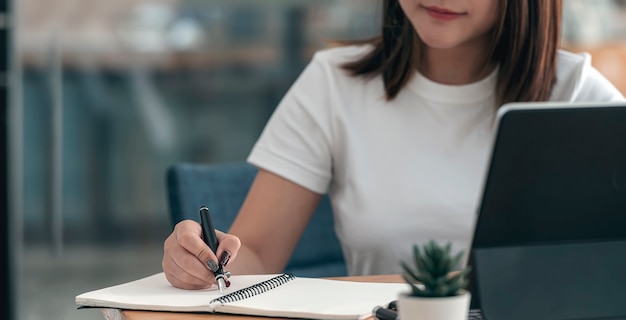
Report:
468,102,626,320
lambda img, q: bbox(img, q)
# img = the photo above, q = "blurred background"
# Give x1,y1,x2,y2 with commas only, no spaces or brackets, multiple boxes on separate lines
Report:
2,0,626,319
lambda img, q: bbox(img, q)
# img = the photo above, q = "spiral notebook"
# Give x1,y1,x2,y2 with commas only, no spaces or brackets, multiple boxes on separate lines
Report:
75,272,407,320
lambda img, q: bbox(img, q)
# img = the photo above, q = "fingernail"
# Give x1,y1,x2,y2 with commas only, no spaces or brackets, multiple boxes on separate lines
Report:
218,251,231,267
206,259,219,272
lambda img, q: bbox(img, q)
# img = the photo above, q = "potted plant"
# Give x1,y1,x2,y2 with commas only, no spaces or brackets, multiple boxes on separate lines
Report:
398,240,472,320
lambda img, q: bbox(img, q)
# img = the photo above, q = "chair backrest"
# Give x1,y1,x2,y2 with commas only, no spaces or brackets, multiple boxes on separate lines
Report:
166,161,347,278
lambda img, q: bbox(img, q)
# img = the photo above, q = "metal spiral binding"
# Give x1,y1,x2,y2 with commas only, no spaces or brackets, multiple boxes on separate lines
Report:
210,273,296,304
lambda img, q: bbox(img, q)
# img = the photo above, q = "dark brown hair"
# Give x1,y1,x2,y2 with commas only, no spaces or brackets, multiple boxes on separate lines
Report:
341,0,562,106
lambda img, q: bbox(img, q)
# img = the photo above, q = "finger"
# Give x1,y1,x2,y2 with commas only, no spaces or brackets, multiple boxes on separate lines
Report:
164,243,213,286
163,228,215,287
163,254,212,290
215,230,241,267
175,221,220,270
165,221,215,283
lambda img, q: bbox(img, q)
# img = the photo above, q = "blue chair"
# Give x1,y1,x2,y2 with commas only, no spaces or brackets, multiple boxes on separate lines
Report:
166,161,347,277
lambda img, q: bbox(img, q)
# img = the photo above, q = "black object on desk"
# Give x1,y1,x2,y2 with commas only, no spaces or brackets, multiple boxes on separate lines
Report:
470,102,626,320
372,305,398,320
199,206,230,293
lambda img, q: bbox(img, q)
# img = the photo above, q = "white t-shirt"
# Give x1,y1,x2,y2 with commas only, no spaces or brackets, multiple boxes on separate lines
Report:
247,45,625,276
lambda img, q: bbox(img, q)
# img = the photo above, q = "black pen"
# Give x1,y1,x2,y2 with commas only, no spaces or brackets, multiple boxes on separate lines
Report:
199,206,230,293
372,306,399,320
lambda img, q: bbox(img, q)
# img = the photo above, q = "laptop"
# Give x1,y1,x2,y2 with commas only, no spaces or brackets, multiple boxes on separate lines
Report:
467,102,626,320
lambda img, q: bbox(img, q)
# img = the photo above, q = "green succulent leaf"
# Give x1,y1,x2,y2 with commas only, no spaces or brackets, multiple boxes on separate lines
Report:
416,253,435,274
400,262,420,282
446,278,469,296
402,275,428,296
449,251,465,270
448,266,472,283
401,262,437,287
401,240,472,298
426,275,446,292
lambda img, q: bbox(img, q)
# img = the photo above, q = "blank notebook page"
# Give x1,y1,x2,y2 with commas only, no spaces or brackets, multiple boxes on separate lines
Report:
76,272,408,320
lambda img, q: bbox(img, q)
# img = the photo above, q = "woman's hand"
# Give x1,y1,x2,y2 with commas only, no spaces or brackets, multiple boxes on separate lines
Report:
162,220,241,290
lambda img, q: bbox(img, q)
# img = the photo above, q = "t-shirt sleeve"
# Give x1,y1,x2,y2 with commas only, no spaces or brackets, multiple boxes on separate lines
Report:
575,65,625,102
247,52,334,194
557,51,626,102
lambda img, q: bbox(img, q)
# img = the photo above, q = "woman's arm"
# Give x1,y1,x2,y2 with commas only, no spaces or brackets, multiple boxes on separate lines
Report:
227,168,322,274
162,168,320,289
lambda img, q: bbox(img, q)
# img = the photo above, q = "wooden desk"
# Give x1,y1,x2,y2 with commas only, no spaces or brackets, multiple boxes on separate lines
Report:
100,274,404,320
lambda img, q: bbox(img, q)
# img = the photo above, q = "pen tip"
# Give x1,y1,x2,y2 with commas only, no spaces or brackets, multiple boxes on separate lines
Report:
217,279,226,293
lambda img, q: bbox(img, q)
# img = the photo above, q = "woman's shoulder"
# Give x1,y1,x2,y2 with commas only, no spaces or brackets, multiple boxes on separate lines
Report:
299,43,380,91
552,49,624,102
311,43,375,67
556,49,591,66
555,49,591,81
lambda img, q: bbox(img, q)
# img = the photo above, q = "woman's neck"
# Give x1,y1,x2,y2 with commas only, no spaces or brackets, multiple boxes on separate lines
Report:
418,38,496,85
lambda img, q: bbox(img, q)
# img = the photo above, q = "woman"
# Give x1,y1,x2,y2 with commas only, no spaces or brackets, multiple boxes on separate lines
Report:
162,0,624,289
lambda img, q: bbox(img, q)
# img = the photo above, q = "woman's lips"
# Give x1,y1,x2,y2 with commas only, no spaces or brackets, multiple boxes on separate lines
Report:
423,5,466,21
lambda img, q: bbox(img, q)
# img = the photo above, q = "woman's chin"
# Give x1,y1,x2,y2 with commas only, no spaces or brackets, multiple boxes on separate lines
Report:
419,38,461,50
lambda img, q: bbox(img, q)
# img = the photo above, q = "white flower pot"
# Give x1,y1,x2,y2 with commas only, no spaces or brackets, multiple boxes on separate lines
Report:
397,290,471,320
